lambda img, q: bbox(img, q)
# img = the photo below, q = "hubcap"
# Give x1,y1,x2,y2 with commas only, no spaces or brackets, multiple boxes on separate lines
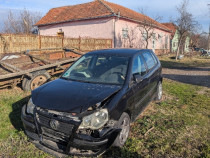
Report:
119,117,130,145
158,83,162,100
31,75,47,90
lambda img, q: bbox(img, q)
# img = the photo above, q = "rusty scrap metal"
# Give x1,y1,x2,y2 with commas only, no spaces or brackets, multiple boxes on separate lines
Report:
0,61,32,78
0,57,78,80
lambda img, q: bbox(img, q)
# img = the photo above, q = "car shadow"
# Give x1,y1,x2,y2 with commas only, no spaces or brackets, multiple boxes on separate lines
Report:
160,60,210,71
9,95,30,131
102,147,140,158
163,74,210,88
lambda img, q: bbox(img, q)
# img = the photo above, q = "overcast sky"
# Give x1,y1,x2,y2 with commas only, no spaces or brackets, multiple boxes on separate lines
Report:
0,0,209,33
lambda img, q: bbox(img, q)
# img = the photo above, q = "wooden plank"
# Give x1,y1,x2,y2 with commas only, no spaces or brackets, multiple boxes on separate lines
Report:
0,61,20,72
0,57,79,80
24,52,52,64
63,48,83,55
0,61,32,78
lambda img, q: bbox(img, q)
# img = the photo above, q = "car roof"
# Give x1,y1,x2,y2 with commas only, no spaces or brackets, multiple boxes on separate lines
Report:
86,49,152,57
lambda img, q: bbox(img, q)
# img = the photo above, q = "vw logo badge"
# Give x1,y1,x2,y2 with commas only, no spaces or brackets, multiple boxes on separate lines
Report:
50,120,59,130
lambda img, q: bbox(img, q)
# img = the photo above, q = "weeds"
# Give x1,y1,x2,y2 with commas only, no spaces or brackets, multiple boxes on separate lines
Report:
159,55,210,68
0,80,209,157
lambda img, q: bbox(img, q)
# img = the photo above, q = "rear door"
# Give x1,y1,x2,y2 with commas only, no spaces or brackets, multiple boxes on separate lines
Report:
142,51,159,98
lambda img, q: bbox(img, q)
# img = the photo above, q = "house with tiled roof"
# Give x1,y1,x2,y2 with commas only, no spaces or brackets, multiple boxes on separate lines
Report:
162,23,190,53
36,0,172,54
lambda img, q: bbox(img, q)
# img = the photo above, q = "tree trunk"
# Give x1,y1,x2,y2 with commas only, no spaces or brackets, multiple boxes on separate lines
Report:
176,35,183,60
146,40,148,49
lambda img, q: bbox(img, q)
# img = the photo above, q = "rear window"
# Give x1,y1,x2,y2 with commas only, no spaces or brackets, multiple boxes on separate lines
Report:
142,52,156,70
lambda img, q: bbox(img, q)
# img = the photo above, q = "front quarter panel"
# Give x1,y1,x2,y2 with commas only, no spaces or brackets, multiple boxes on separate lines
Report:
105,87,128,121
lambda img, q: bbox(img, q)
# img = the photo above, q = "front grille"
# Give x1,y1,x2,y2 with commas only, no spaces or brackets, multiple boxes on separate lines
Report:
36,113,74,135
41,126,69,142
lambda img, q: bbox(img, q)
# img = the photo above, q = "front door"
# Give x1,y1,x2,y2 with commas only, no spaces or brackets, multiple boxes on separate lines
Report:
129,54,150,121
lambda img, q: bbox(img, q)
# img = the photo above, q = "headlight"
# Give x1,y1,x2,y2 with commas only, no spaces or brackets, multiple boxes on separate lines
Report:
26,98,35,115
79,109,109,130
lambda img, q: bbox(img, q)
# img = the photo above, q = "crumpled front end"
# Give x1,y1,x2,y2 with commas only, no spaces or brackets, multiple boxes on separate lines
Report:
21,105,120,157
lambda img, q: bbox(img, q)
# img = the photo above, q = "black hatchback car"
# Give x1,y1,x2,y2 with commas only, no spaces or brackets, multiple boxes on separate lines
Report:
21,49,162,157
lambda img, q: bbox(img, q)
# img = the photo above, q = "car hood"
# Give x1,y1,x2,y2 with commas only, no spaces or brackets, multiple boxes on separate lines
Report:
32,78,122,113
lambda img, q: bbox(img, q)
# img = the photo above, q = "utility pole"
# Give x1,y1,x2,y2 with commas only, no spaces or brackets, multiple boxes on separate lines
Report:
208,25,210,50
208,4,210,50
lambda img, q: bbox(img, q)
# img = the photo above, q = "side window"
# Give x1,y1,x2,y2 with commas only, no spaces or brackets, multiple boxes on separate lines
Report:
142,52,156,70
151,53,158,65
132,55,147,76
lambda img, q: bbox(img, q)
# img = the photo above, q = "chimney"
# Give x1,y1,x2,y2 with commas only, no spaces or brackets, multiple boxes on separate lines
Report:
57,28,64,37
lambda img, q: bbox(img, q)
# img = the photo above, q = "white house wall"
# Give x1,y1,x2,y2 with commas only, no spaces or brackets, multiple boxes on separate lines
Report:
39,18,114,39
114,18,171,53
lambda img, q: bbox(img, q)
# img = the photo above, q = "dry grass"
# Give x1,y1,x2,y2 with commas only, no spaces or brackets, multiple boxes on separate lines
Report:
0,54,210,157
159,54,210,68
0,79,209,158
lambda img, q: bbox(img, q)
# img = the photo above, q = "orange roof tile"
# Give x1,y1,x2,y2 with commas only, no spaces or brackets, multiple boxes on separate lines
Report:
36,0,170,32
103,1,170,31
161,23,178,37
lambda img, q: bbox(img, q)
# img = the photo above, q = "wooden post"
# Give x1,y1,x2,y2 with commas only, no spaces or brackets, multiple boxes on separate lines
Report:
79,36,81,51
94,38,96,50
62,36,64,48
110,39,113,48
38,35,42,54
39,35,41,50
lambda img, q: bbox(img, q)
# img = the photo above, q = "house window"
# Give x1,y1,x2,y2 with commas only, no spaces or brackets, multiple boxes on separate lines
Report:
158,34,162,43
152,33,156,49
165,36,168,49
142,33,147,41
173,42,176,47
185,44,188,49
122,28,128,39
152,33,156,40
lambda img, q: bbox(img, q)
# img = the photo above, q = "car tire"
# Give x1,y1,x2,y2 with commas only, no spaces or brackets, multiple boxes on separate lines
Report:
22,70,51,91
112,112,130,147
155,81,162,101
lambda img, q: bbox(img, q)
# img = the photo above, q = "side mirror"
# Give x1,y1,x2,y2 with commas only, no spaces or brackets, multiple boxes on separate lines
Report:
133,73,143,83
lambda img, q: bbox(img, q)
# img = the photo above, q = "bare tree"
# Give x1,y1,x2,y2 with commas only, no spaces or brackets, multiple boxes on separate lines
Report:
198,34,209,50
174,0,199,60
3,9,42,34
137,10,162,49
127,27,138,48
4,11,22,33
121,26,140,48
189,33,200,49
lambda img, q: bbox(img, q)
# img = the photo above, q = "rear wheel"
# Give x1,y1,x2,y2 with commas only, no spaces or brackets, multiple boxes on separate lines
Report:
22,70,51,91
112,112,130,147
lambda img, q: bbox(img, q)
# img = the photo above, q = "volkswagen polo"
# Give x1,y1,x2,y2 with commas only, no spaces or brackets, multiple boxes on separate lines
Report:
21,49,162,157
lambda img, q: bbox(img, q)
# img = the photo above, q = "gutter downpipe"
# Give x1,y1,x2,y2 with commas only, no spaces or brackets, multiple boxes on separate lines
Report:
113,12,120,48
113,17,116,48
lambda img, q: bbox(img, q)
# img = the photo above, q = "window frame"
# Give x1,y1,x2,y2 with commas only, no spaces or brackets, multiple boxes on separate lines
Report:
131,53,148,77
141,51,158,71
122,28,128,39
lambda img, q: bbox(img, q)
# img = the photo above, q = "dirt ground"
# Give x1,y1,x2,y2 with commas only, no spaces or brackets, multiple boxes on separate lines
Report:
162,67,210,88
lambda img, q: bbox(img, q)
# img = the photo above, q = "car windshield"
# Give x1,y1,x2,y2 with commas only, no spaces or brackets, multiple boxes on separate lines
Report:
62,54,129,85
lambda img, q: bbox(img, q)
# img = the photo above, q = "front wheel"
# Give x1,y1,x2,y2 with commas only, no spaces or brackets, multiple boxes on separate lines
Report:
112,112,130,147
156,81,162,101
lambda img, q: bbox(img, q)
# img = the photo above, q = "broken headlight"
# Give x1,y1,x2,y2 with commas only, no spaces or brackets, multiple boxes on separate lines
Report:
26,98,35,115
79,109,109,130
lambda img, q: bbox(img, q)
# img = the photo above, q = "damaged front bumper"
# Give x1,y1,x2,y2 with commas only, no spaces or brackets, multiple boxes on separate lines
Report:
21,105,120,157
